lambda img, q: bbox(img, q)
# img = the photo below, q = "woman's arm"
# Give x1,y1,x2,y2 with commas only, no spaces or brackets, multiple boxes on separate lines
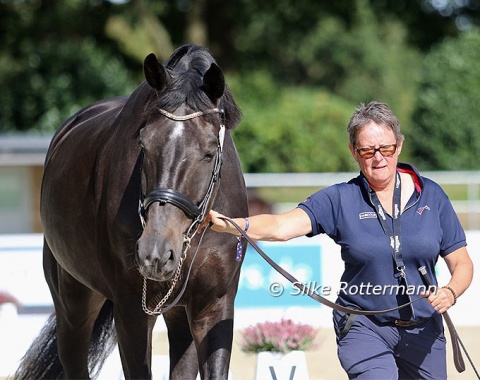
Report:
424,246,474,313
443,246,474,298
206,208,313,242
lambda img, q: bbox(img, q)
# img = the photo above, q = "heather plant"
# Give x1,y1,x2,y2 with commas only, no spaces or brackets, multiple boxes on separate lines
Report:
240,318,318,354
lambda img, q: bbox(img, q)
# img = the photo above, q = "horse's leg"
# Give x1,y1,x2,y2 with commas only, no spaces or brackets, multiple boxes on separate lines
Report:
189,290,236,379
113,296,156,379
163,308,199,379
43,246,105,379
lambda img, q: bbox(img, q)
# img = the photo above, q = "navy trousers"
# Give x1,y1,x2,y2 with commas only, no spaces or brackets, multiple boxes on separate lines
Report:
333,311,446,380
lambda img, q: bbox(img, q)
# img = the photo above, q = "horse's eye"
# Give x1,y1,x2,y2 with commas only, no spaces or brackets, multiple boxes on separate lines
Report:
203,153,215,162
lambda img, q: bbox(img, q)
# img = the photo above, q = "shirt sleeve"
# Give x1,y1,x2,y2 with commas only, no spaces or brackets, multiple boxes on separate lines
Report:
431,179,467,256
297,185,342,238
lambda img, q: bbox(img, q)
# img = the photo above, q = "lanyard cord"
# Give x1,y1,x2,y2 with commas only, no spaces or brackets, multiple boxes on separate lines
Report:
369,172,404,272
368,171,415,316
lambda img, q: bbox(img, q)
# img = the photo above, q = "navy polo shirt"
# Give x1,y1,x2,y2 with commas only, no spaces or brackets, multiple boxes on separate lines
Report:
298,163,466,323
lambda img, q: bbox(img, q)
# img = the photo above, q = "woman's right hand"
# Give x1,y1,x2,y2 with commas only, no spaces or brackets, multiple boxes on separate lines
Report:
201,210,230,233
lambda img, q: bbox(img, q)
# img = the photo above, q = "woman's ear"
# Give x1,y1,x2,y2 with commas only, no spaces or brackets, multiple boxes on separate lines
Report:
396,139,404,156
348,144,357,160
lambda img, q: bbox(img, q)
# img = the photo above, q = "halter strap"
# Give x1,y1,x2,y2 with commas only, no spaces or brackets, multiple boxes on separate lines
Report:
158,107,225,151
158,107,223,121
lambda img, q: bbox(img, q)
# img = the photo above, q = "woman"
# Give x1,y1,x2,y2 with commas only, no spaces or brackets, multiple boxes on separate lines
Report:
206,101,473,379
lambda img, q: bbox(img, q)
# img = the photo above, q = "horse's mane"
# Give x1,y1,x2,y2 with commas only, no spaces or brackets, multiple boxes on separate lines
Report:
144,45,241,130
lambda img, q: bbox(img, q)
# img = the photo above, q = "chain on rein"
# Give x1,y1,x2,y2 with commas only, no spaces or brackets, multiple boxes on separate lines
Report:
138,107,225,315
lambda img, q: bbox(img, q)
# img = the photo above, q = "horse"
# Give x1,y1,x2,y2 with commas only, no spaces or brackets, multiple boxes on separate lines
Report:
14,44,248,379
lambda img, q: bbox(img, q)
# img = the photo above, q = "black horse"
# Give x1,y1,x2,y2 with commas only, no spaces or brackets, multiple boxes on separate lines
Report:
14,45,248,379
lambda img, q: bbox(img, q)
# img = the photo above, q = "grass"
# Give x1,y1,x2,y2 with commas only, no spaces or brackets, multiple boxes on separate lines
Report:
254,184,477,205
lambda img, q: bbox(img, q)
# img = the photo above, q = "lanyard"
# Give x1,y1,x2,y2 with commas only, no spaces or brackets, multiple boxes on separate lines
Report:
368,171,415,316
369,172,404,273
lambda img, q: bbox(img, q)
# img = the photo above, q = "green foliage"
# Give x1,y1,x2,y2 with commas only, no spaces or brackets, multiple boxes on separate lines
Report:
0,39,136,132
1,0,478,173
227,72,356,173
232,0,421,150
410,28,480,170
0,0,137,132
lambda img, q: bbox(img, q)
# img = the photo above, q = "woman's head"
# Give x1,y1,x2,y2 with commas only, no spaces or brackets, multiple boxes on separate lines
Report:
347,102,404,147
347,102,404,190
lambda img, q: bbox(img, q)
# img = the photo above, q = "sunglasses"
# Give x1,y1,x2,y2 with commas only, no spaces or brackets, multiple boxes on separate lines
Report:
355,144,397,159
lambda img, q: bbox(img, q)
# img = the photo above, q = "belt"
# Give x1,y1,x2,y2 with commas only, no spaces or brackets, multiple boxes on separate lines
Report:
393,318,429,327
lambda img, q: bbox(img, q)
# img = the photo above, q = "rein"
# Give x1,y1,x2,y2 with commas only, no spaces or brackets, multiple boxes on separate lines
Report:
220,216,424,316
139,107,224,315
219,217,480,377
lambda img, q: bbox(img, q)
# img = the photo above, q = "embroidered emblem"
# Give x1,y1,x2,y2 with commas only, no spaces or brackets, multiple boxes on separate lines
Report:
359,212,377,220
417,205,430,215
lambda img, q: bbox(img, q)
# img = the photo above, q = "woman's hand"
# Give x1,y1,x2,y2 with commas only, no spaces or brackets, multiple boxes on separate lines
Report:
421,287,456,314
201,210,236,234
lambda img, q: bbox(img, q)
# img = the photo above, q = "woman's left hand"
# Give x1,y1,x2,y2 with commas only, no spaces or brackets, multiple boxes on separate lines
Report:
420,287,455,314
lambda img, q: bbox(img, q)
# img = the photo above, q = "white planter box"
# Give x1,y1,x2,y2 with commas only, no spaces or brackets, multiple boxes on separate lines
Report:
255,350,309,380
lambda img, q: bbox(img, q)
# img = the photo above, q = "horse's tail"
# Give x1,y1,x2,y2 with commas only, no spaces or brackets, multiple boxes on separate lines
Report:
88,300,117,378
13,312,63,379
14,300,117,380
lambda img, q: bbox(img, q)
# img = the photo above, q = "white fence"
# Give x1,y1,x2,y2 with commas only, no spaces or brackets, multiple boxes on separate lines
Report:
244,171,480,230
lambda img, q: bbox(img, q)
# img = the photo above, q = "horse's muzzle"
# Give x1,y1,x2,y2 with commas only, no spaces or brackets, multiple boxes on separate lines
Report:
135,239,178,282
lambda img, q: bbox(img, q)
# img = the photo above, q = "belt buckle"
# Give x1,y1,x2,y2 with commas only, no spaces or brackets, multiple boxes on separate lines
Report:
394,319,412,327
394,318,427,327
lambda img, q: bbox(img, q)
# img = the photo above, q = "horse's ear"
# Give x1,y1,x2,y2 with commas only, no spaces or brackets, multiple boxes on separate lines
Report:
202,63,225,104
144,53,168,92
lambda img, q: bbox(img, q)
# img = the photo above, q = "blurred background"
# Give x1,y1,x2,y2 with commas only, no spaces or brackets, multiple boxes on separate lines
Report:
1,1,480,378
1,0,480,233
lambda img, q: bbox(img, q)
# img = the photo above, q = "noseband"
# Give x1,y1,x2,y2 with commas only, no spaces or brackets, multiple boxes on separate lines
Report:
138,107,225,315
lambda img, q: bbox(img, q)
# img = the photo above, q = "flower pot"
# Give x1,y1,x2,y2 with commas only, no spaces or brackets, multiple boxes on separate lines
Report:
255,350,309,380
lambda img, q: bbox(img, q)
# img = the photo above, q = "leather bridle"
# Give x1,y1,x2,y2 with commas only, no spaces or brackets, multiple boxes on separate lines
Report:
138,107,225,241
138,107,225,316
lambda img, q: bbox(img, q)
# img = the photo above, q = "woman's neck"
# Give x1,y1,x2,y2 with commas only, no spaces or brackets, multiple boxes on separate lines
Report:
370,172,414,214
368,175,397,195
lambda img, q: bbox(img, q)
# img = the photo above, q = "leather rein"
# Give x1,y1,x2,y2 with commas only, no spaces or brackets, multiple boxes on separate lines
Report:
219,216,423,316
220,216,480,376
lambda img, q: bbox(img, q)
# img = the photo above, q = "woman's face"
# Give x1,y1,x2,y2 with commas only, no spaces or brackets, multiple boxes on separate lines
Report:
349,121,403,190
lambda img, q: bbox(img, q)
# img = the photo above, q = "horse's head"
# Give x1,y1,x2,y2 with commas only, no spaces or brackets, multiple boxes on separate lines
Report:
135,47,235,283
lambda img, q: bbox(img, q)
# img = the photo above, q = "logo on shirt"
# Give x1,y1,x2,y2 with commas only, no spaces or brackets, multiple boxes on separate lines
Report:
359,212,377,220
416,205,430,215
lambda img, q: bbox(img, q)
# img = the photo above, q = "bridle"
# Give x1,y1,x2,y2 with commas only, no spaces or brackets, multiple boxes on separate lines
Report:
138,107,225,315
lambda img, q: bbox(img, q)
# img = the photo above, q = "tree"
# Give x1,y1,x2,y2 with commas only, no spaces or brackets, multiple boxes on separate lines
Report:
409,28,480,170
227,72,356,173
0,0,136,132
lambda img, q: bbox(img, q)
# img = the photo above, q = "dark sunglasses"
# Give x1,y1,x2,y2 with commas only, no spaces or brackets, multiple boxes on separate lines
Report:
355,144,397,159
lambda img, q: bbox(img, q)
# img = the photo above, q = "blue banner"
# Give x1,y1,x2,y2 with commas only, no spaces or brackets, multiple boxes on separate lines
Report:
235,241,322,308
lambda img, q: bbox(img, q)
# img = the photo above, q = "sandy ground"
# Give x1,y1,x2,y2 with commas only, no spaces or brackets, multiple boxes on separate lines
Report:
2,321,478,379
151,326,480,380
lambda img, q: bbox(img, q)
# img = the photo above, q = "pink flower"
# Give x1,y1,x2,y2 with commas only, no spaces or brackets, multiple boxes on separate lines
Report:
240,318,318,354
0,290,20,306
